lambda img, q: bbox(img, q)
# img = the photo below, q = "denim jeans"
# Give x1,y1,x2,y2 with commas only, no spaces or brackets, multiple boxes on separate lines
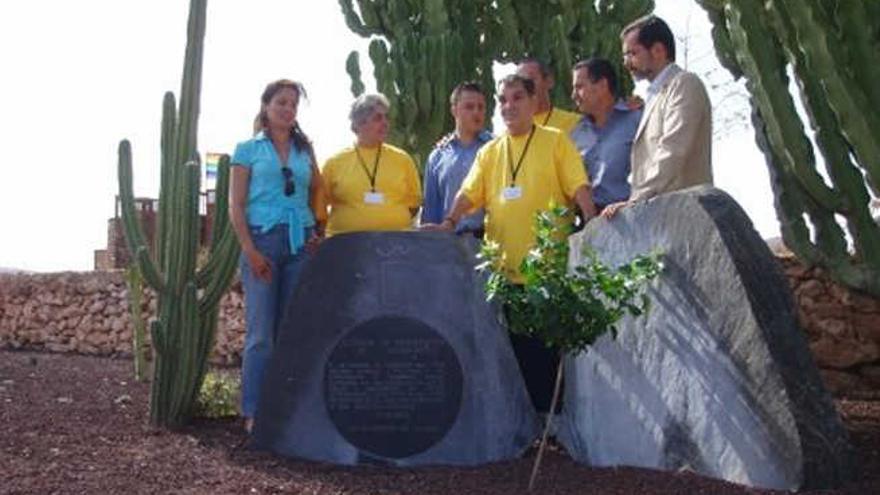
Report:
240,223,311,418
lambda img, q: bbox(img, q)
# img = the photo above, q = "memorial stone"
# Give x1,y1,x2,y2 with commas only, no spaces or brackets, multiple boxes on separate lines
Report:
253,232,539,466
557,186,854,490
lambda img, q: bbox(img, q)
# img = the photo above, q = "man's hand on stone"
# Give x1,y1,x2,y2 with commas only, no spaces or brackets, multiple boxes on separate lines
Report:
601,201,632,219
419,218,456,232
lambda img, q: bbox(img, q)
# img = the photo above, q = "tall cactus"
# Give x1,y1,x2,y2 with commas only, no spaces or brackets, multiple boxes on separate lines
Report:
696,0,880,296
340,0,498,168
340,0,652,167
492,0,653,105
117,0,240,427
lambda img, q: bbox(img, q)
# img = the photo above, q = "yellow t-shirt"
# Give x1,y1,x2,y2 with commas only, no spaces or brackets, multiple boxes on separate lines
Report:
460,125,588,282
534,107,581,135
322,143,422,236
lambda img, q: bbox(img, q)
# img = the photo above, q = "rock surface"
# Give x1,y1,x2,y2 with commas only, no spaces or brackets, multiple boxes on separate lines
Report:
253,231,539,466
558,186,854,490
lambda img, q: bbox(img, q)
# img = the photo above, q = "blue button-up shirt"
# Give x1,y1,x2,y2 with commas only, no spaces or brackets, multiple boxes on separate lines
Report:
421,130,493,233
647,63,677,106
570,102,642,208
231,131,314,251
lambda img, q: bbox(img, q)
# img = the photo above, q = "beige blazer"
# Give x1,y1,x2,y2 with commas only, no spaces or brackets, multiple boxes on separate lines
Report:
630,64,713,202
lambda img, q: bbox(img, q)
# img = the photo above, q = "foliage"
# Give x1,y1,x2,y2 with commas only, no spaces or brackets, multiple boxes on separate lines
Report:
478,205,662,354
339,0,653,168
195,370,241,419
478,205,661,490
117,0,240,427
696,0,880,296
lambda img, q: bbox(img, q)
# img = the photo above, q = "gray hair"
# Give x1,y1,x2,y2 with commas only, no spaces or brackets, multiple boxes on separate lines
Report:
349,93,390,133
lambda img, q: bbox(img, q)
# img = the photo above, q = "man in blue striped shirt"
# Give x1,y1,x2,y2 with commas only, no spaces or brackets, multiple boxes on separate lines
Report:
420,82,493,236
569,58,642,213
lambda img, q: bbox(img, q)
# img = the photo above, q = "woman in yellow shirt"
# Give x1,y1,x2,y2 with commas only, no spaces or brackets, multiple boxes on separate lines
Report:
321,94,422,236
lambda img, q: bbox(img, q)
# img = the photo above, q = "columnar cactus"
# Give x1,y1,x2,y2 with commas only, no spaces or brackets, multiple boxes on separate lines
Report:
340,0,652,167
117,0,240,427
492,0,653,104
696,0,880,296
341,0,498,167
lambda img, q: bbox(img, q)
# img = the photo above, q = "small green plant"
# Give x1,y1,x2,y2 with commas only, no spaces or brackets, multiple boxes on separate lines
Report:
124,264,149,382
194,370,240,419
477,205,662,491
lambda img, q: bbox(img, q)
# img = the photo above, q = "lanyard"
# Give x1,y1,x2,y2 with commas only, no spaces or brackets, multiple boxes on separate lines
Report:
506,125,536,187
355,144,382,192
541,107,554,126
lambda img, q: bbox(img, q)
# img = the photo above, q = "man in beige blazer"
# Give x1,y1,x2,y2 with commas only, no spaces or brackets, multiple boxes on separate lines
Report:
602,15,712,218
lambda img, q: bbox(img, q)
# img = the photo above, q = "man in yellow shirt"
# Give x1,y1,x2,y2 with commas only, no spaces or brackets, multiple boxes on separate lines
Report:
517,58,582,134
321,93,422,236
424,74,595,412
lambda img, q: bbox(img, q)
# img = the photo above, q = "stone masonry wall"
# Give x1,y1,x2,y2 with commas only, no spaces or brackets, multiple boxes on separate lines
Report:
0,271,244,366
778,255,880,396
1,257,879,395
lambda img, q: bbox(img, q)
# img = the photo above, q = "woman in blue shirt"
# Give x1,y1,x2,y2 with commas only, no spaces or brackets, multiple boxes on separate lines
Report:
229,79,324,433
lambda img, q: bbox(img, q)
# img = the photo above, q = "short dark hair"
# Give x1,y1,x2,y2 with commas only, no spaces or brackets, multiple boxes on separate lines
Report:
517,57,552,79
621,15,676,62
573,58,620,98
450,81,485,105
498,74,535,96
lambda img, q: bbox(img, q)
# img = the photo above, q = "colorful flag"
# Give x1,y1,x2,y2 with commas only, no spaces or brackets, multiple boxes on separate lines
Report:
205,152,222,181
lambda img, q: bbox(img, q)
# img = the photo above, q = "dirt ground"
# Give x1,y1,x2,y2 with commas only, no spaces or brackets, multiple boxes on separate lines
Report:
1,350,878,495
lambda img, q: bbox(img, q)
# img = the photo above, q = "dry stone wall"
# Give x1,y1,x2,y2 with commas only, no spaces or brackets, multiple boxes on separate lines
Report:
0,271,244,366
779,255,880,396
1,256,879,394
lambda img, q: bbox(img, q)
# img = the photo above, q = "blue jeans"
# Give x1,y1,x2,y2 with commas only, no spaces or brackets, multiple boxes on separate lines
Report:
240,224,310,418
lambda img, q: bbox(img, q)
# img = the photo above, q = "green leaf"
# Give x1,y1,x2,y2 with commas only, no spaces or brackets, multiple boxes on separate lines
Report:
480,207,663,354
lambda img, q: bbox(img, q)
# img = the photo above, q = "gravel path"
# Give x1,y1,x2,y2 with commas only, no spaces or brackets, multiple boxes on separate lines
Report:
1,350,877,494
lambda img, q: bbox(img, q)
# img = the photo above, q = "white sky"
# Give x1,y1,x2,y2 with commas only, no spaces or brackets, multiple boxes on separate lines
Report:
0,0,777,273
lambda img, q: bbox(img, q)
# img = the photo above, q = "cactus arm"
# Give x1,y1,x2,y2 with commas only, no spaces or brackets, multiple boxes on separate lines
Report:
117,140,166,292
157,92,176,267
345,51,366,97
197,157,240,291
133,246,166,292
209,155,232,251
147,318,170,421
725,0,848,264
197,226,240,301
338,0,376,37
779,0,880,193
695,0,742,79
836,2,880,117
175,0,207,169
724,0,841,212
166,283,199,421
698,0,880,296
770,4,880,269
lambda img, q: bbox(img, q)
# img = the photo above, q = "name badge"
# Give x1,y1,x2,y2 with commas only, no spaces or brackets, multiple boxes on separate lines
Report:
364,191,385,204
502,186,523,201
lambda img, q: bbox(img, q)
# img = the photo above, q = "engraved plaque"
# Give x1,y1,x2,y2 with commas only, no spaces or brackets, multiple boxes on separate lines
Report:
324,316,464,459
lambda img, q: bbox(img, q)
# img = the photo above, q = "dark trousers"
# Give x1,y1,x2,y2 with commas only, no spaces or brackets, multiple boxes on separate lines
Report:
509,333,562,413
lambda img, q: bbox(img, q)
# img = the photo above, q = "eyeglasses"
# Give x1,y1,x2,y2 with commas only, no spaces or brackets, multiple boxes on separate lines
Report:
281,166,295,196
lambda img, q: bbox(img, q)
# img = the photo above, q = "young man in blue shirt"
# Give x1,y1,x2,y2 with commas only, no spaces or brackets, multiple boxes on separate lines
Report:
569,58,642,214
420,82,493,237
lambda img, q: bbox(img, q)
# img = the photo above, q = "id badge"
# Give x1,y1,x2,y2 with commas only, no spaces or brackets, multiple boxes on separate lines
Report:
364,191,385,204
502,186,523,201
